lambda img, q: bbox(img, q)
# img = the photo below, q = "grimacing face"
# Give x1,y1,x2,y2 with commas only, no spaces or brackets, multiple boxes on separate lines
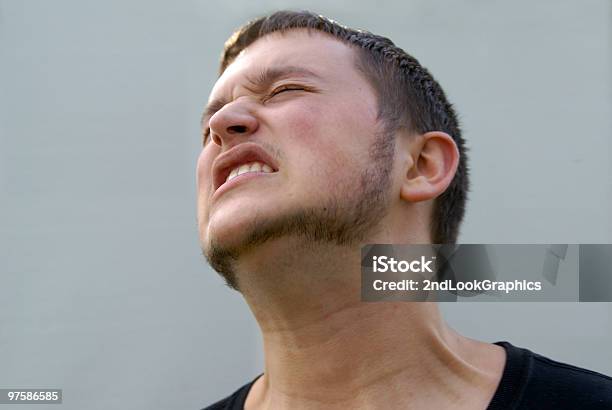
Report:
196,30,397,288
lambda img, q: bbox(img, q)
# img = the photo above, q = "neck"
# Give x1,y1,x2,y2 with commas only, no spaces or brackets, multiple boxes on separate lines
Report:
235,237,506,409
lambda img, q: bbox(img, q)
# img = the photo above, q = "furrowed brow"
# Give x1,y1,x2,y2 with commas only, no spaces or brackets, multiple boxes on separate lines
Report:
245,65,321,91
200,65,320,128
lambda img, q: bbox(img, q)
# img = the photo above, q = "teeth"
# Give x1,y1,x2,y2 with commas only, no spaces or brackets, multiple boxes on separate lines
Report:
228,168,238,180
237,164,250,176
225,161,275,184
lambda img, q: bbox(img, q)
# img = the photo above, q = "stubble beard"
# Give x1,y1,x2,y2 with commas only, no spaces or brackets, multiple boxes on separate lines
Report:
202,131,396,291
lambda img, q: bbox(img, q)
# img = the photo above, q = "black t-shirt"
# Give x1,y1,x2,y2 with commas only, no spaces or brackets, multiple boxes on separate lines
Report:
202,341,612,409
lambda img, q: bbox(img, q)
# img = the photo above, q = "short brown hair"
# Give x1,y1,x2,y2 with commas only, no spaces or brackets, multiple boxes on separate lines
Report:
218,10,470,244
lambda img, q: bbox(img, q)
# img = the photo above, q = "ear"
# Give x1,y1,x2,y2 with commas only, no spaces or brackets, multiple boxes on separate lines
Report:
400,131,459,203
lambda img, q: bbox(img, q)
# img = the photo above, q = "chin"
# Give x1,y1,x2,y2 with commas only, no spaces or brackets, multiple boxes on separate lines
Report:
204,211,257,249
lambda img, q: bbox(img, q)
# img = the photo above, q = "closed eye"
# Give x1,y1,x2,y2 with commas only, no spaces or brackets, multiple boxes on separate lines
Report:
273,85,304,94
266,85,307,101
202,84,310,145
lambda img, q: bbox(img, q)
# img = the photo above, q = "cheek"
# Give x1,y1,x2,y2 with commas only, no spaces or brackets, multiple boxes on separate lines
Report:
281,103,372,193
287,107,342,176
196,146,217,222
283,104,322,149
287,100,374,160
196,146,216,189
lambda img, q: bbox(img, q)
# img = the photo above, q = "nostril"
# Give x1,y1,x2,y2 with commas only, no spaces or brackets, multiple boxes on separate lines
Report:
228,125,248,134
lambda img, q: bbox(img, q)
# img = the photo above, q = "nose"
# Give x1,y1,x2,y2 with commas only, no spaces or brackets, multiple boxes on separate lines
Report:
208,100,259,147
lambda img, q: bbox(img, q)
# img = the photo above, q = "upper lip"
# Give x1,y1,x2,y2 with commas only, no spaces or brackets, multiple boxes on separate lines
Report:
212,143,279,192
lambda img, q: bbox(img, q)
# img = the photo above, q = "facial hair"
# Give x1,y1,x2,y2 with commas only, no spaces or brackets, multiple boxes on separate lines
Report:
202,131,396,291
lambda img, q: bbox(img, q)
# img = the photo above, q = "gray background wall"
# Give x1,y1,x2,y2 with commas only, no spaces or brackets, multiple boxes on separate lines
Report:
1,0,610,409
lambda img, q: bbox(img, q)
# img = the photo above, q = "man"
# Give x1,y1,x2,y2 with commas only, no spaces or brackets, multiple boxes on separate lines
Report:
197,10,612,409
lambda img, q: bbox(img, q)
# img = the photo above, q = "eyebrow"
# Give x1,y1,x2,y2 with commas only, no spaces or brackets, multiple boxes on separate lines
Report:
200,65,321,129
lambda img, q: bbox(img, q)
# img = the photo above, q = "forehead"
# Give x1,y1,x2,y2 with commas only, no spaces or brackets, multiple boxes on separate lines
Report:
209,30,363,99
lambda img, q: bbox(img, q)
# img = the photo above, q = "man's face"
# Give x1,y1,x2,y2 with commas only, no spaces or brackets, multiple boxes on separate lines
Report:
197,30,395,288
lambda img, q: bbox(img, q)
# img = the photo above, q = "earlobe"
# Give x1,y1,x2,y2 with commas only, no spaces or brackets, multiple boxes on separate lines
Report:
399,131,459,203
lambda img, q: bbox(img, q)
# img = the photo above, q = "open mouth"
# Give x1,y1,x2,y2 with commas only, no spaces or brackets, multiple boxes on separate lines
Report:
223,161,275,185
212,143,280,193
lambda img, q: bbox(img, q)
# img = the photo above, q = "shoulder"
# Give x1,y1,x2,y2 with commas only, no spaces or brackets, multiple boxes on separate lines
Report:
524,350,612,408
491,341,612,409
495,341,612,409
201,394,234,410
200,375,262,410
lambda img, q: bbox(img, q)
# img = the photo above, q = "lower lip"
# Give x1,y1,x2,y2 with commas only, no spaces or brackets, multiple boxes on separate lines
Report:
212,171,276,202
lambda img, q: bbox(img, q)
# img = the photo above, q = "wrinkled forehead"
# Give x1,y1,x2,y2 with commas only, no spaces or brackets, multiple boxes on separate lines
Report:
209,30,360,100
